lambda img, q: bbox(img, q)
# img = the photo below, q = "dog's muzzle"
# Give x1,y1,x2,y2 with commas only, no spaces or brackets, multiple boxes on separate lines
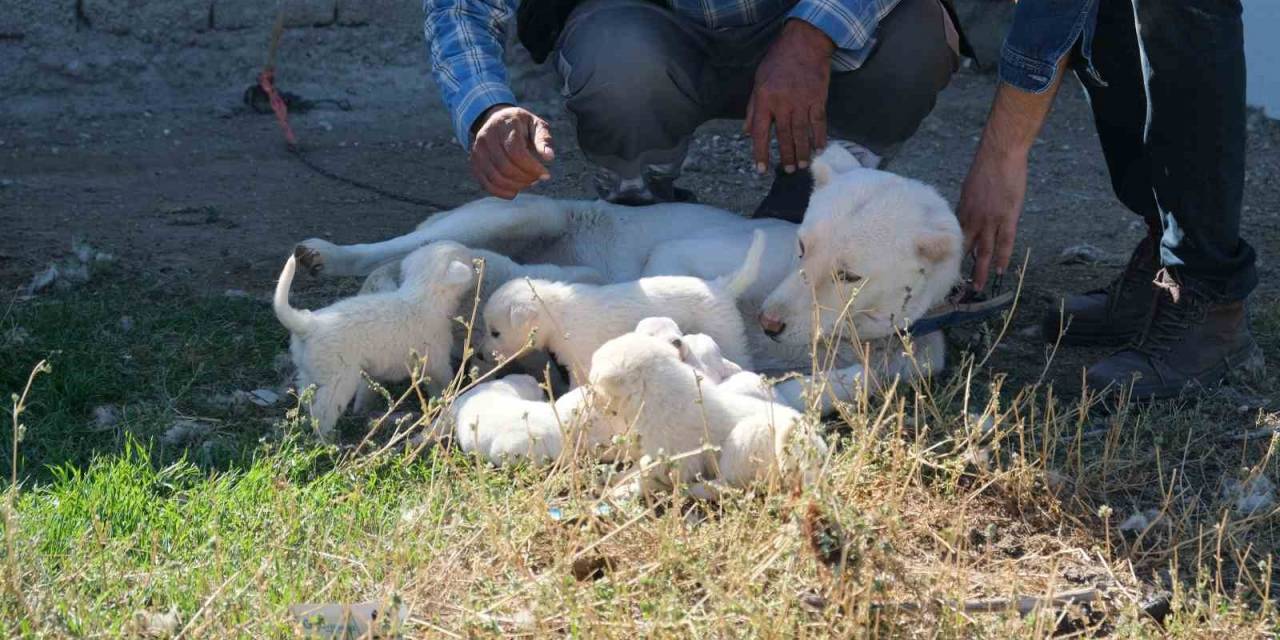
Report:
758,313,786,340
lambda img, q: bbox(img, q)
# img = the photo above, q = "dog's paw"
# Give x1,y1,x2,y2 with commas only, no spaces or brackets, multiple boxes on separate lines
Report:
293,239,333,276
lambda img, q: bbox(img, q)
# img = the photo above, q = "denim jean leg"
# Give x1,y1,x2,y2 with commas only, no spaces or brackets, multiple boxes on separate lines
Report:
1131,0,1256,299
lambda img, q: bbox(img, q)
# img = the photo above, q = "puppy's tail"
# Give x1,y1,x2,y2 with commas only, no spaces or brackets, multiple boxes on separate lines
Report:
273,252,314,335
774,415,827,489
721,229,767,299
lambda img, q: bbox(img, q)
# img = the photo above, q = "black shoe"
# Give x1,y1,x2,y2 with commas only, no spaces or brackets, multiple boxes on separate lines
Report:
752,167,813,223
1041,231,1159,346
597,172,697,206
1085,270,1265,400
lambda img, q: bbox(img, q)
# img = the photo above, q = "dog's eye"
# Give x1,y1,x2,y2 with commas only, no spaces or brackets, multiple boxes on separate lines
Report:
797,238,806,258
490,329,501,339
835,270,862,283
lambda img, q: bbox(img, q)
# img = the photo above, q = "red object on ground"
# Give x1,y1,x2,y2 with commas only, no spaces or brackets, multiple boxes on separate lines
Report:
258,67,297,147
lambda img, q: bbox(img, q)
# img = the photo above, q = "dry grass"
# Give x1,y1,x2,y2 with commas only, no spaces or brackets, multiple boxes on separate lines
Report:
0,271,1277,637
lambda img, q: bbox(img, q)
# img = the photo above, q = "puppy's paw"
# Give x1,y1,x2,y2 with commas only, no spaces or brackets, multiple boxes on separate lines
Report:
293,239,332,276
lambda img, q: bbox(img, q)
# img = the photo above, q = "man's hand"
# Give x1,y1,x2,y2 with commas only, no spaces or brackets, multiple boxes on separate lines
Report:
957,146,1027,292
745,20,834,174
957,59,1068,291
469,104,555,199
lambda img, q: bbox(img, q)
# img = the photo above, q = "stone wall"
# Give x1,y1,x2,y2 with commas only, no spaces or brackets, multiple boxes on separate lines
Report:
0,0,423,41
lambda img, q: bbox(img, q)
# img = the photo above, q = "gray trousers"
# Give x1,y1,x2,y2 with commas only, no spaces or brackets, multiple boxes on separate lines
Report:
554,0,959,185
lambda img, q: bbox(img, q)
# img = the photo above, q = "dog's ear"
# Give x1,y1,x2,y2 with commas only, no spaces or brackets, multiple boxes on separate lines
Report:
508,300,538,331
442,260,475,287
811,145,861,189
915,231,956,264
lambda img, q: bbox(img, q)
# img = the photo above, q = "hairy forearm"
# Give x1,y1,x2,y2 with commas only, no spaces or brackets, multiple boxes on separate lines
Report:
976,56,1070,162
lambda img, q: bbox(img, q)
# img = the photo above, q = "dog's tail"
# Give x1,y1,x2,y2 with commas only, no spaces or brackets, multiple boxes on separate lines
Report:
774,414,828,489
720,229,767,299
273,251,314,335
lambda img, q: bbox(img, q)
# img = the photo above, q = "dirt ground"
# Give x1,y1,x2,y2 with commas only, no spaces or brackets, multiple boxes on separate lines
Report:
3,24,1279,397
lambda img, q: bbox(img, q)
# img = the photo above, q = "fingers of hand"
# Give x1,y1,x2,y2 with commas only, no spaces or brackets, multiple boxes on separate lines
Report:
531,117,555,162
747,96,772,174
988,209,1018,275
775,108,798,173
790,111,812,169
501,123,549,182
809,104,827,152
471,148,524,199
971,229,995,292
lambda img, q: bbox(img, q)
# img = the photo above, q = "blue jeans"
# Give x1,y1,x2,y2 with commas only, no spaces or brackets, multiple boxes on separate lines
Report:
1080,0,1256,299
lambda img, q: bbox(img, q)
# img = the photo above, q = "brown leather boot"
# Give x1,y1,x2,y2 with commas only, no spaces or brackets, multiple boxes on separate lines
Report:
1085,270,1265,400
1041,233,1159,346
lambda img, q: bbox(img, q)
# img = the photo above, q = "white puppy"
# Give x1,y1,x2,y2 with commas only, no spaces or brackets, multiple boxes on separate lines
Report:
588,333,826,497
635,317,742,385
481,231,767,386
273,242,475,439
450,374,563,466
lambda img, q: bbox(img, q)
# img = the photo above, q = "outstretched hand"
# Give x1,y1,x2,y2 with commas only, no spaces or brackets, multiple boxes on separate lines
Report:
956,147,1027,292
470,104,555,199
745,20,834,175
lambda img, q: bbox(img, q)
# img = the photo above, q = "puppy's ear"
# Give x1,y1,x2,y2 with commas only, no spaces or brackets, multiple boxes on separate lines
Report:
508,300,538,331
915,231,956,264
811,144,861,189
442,260,475,287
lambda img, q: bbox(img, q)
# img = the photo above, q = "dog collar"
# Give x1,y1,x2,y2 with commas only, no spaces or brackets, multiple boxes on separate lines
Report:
907,288,1015,337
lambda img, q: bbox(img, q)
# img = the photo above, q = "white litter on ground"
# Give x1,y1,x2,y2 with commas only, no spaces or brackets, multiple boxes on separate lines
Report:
26,238,114,295
1222,473,1276,516
91,405,121,431
1118,509,1163,533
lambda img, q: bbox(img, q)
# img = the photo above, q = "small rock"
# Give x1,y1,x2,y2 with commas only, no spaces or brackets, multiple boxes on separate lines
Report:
27,265,60,293
1016,324,1041,339
247,388,280,406
119,316,135,332
160,419,212,447
134,606,180,638
223,289,249,299
1223,474,1276,516
1059,243,1110,265
799,591,828,612
91,405,121,431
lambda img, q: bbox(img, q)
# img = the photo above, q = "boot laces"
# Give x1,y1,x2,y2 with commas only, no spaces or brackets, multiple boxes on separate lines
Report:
1134,269,1208,355
1099,236,1156,315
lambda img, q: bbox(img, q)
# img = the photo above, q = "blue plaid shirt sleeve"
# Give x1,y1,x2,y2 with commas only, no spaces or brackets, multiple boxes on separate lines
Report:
423,0,518,148
786,0,900,67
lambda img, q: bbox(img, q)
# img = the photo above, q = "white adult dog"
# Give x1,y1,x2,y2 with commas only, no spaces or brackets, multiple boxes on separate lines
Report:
295,146,963,384
589,332,827,498
478,230,766,385
274,241,477,439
